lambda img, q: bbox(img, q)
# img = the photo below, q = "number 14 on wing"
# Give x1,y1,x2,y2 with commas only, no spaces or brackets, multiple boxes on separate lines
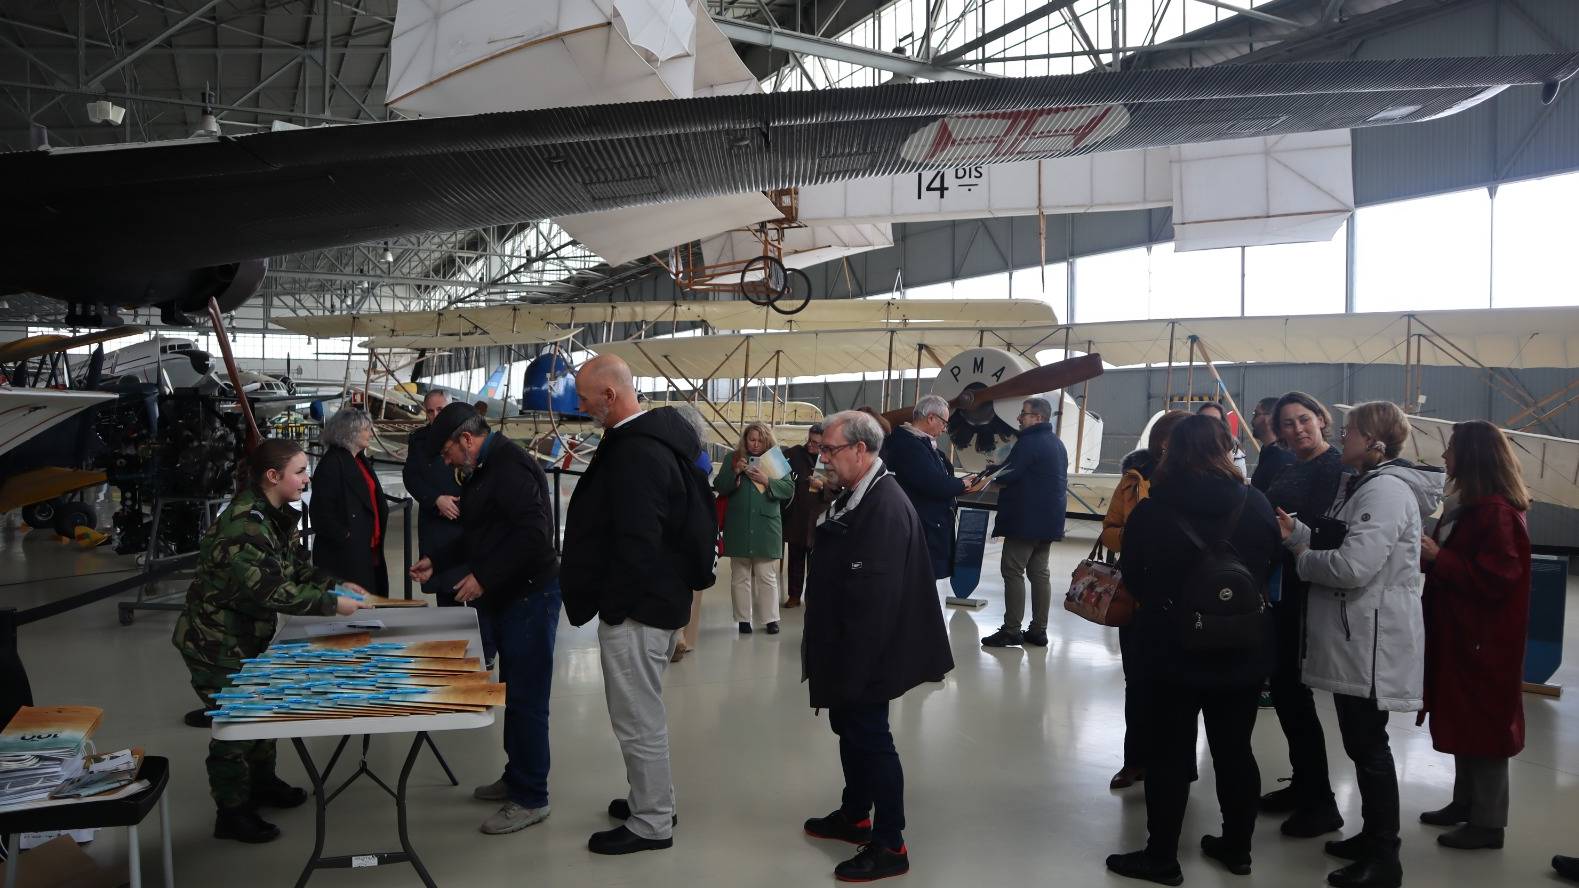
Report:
917,167,984,199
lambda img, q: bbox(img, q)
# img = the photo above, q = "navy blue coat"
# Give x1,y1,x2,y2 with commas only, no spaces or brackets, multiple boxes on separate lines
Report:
991,422,1067,541
881,427,966,579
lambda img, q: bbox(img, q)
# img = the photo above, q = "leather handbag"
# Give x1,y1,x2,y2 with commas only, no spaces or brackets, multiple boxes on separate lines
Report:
1064,540,1135,627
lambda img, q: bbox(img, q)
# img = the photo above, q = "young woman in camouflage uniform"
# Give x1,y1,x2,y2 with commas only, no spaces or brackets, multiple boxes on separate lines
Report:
171,438,365,843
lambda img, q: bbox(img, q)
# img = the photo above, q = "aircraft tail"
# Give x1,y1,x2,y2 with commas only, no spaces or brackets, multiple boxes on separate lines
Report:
479,365,507,400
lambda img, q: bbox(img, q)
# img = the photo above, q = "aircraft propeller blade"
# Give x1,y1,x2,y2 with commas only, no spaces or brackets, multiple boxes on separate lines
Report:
878,353,1105,430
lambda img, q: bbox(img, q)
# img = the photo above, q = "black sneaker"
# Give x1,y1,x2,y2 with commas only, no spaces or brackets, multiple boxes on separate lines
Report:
214,805,281,844
1283,806,1344,838
1259,781,1299,813
1326,857,1402,888
1022,627,1049,646
1201,834,1251,875
608,798,678,826
250,774,308,809
184,708,213,728
835,842,909,882
804,809,873,844
739,622,753,634
981,628,1023,647
766,621,781,635
1553,855,1579,882
1105,849,1183,886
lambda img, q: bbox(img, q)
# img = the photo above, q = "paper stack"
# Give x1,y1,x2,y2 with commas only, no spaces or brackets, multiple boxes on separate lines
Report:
207,633,502,722
0,707,102,807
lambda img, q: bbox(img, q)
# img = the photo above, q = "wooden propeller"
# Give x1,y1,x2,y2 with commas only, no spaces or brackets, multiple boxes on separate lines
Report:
879,353,1104,430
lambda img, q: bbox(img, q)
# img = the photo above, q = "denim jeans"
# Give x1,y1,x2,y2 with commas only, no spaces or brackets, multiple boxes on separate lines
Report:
482,580,561,809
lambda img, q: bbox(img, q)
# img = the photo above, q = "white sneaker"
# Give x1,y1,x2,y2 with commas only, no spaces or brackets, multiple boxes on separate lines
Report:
473,779,508,802
480,802,550,835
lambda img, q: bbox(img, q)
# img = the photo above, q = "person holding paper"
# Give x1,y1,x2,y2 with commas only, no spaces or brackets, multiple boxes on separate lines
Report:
714,422,794,635
172,439,365,844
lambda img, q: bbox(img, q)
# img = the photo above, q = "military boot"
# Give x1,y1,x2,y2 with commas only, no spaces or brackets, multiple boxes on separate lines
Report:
214,805,281,843
251,773,309,809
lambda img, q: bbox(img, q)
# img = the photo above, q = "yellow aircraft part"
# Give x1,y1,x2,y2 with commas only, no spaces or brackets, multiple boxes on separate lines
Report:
0,467,108,513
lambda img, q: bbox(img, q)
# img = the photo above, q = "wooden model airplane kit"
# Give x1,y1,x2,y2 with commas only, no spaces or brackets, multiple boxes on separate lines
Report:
206,632,502,722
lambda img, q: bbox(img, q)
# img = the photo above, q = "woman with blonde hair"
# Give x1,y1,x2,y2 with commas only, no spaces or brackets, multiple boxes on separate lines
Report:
1278,401,1445,888
714,421,794,634
1417,421,1531,852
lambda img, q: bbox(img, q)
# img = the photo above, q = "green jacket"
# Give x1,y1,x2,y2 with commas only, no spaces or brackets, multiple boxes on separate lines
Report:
171,488,339,671
713,455,794,560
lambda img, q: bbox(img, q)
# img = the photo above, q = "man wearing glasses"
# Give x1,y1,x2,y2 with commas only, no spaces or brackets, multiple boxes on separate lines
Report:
781,423,832,608
981,397,1068,649
800,410,953,882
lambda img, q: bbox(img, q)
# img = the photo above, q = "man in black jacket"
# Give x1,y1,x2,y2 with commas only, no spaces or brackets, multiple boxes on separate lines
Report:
410,404,560,838
801,410,954,883
403,391,466,604
561,355,698,856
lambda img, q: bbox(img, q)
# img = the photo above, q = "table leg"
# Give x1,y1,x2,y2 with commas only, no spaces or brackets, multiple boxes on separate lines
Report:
397,734,437,888
3,833,16,888
159,792,174,888
127,824,141,888
291,738,327,888
421,733,459,787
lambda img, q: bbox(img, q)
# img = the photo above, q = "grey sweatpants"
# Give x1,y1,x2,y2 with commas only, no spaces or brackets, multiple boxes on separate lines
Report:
1453,754,1510,829
598,618,680,840
1000,537,1053,632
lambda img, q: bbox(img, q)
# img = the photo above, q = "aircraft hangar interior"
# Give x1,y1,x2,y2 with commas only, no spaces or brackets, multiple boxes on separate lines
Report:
3,0,1579,885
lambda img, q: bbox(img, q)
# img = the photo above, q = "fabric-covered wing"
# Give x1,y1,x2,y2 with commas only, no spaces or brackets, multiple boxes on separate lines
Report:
3,55,1575,276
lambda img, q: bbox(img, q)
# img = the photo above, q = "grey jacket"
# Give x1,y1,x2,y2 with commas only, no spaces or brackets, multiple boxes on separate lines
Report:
1286,460,1445,711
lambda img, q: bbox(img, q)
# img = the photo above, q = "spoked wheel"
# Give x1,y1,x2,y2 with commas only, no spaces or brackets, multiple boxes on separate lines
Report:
740,255,789,306
770,268,813,315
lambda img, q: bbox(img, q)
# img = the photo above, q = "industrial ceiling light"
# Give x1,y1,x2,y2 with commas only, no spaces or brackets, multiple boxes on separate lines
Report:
86,99,126,125
383,242,394,264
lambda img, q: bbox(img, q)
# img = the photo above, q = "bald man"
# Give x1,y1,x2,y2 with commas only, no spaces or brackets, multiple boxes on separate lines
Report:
561,355,707,855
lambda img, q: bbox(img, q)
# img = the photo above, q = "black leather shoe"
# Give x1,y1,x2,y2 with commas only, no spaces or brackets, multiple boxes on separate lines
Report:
1554,855,1579,882
214,805,281,844
739,622,753,634
1326,858,1402,888
1437,825,1503,850
835,843,909,882
766,621,781,635
1260,782,1299,813
1022,627,1049,646
1283,806,1344,838
1419,802,1470,827
250,774,308,809
1324,834,1374,861
1105,850,1183,886
607,798,677,826
1201,834,1251,875
588,825,672,855
805,809,873,844
184,708,213,728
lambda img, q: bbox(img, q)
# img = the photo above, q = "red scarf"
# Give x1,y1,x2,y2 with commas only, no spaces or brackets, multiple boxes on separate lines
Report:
354,456,383,550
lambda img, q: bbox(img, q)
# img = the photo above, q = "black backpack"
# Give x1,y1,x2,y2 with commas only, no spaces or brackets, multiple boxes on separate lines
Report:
671,453,719,592
1167,489,1265,654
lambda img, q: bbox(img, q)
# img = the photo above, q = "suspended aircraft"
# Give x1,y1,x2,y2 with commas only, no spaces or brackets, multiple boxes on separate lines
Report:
3,51,1575,325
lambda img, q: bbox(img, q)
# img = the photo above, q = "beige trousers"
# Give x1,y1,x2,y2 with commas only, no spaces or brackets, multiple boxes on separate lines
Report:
730,557,780,625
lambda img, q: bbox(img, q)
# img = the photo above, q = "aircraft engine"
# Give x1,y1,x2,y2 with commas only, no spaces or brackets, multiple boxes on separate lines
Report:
930,347,1104,473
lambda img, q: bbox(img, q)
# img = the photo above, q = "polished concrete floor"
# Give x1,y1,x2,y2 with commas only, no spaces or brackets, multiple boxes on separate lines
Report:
4,510,1579,887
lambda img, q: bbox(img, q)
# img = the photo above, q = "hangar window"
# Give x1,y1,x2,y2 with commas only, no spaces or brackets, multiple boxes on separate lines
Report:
1354,187,1491,312
1243,223,1347,317
1491,170,1579,308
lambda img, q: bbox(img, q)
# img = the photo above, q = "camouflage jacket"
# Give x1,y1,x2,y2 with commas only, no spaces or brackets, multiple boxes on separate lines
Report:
172,488,338,669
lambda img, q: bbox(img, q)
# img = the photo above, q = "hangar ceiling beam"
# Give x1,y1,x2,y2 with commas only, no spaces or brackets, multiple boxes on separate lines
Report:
85,0,227,88
714,18,996,80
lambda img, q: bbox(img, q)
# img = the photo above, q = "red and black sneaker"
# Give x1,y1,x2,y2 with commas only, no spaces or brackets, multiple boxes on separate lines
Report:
804,809,873,844
835,843,910,882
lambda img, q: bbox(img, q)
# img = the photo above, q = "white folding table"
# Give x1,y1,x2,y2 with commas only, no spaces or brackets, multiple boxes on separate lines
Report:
212,607,493,888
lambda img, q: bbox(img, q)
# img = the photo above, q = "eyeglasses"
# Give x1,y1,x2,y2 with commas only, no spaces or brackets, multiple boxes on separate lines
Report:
821,441,859,456
1017,411,1040,419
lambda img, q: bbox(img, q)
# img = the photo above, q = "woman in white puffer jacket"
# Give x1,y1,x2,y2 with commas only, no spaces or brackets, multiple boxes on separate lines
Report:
1278,401,1445,888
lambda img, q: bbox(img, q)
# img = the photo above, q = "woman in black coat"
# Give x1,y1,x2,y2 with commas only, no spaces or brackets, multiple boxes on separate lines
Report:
1106,415,1280,885
310,407,390,597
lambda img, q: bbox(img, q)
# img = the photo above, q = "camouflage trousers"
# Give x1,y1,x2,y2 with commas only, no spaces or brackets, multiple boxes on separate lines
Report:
183,654,278,809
